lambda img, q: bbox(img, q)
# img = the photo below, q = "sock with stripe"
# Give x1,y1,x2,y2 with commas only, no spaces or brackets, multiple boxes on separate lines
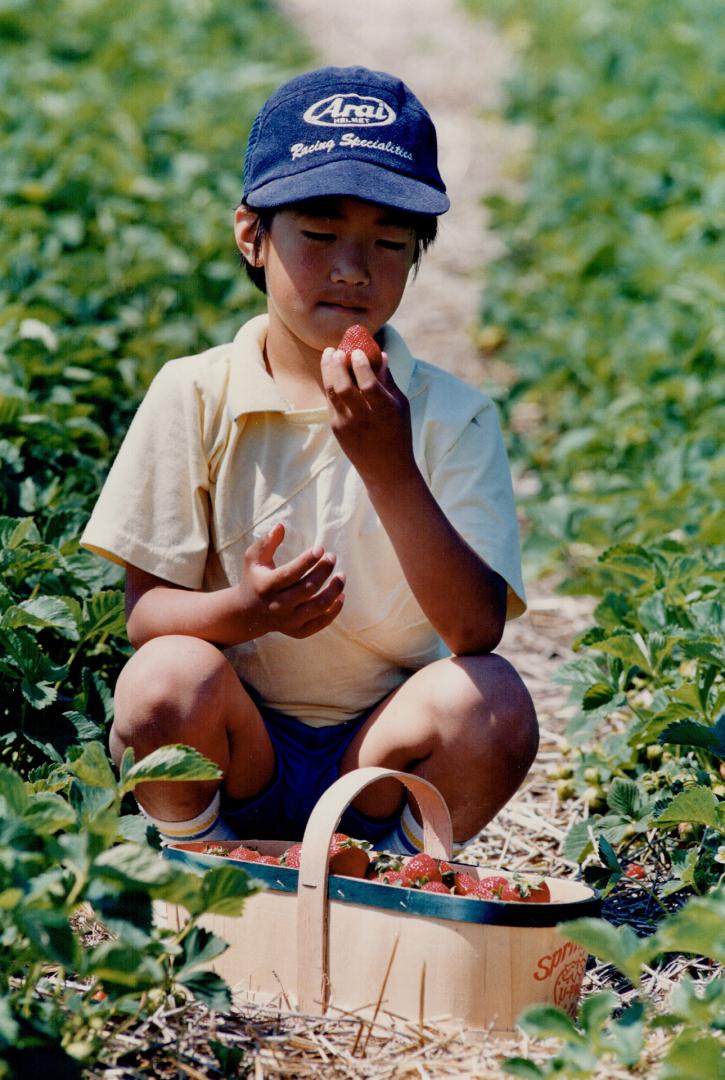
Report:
140,790,238,845
377,800,474,858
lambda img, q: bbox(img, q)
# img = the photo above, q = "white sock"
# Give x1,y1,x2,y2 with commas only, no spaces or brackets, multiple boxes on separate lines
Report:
377,801,474,858
140,791,238,845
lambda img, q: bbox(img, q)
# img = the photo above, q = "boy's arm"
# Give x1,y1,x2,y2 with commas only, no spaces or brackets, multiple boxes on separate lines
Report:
322,349,508,655
124,523,345,649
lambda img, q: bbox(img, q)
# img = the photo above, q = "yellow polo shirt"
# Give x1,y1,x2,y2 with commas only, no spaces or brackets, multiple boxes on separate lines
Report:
81,315,526,726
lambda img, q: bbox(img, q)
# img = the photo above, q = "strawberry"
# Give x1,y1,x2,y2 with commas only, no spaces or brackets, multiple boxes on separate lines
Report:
366,852,404,878
439,861,456,888
203,844,230,857
280,842,303,869
258,854,280,865
337,324,383,370
227,845,262,862
402,853,443,888
421,881,451,895
477,875,509,898
475,885,499,900
328,832,371,878
499,876,551,903
369,869,405,886
453,872,481,897
282,834,370,877
625,863,647,880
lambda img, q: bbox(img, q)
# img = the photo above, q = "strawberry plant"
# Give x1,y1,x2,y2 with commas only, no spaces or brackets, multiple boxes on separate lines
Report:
467,0,724,884
0,741,258,1078
503,891,725,1078
0,0,310,769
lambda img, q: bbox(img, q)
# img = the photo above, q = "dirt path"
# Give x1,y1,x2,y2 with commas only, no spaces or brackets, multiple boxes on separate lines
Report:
278,0,593,745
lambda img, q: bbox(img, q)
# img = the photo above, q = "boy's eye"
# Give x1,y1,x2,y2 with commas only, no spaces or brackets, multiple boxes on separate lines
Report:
377,239,408,251
302,230,335,242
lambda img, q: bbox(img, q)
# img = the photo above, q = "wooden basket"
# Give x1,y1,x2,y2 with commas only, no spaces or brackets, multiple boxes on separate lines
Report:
163,767,599,1032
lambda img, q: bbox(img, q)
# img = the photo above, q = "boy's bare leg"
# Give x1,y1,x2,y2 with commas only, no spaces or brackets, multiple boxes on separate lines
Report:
110,634,275,822
340,654,538,842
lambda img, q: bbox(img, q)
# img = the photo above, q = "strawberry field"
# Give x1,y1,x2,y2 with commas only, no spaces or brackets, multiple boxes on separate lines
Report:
1,0,724,1076
468,0,725,1073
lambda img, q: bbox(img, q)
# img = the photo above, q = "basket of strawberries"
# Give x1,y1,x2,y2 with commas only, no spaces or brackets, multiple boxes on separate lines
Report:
163,767,599,1032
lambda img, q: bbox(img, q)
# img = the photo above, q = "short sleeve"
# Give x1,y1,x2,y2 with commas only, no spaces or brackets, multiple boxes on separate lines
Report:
80,361,211,588
430,401,526,618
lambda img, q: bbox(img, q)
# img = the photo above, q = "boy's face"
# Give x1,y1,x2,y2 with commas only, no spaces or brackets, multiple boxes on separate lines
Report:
249,197,416,358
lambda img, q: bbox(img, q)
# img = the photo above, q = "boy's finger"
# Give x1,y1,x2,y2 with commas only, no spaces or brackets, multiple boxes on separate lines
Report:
349,348,377,392
321,347,356,398
269,547,331,592
246,521,286,566
282,560,342,607
296,571,345,613
292,594,345,638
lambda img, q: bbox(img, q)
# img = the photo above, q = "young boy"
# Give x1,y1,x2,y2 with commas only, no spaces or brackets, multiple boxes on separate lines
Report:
81,65,538,854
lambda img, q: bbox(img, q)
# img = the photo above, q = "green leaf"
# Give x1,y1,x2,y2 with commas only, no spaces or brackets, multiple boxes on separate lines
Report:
562,819,594,863
92,844,178,890
3,596,80,640
606,778,642,819
18,910,80,969
119,744,221,795
597,835,622,873
178,969,231,1012
176,926,228,978
606,1001,645,1067
22,792,77,835
515,1003,582,1042
67,741,117,790
660,716,725,760
89,941,165,989
652,892,725,964
579,990,617,1034
501,1059,545,1079
654,786,721,830
183,864,258,917
0,765,28,815
659,1034,725,1080
79,590,127,642
0,996,20,1049
559,919,650,987
582,682,615,710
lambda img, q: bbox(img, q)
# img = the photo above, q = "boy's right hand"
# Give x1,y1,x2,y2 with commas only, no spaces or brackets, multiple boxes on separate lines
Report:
239,522,345,639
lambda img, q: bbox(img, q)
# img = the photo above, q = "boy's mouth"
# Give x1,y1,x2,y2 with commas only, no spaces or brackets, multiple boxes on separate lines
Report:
319,299,367,315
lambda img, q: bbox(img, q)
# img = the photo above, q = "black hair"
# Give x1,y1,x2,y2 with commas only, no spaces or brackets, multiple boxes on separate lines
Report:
239,198,438,295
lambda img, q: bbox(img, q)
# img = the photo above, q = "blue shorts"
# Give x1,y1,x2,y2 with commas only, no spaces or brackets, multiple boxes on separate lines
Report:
219,699,400,843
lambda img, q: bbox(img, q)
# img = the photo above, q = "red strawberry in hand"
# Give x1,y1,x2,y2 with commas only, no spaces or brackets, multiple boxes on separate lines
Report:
337,324,383,371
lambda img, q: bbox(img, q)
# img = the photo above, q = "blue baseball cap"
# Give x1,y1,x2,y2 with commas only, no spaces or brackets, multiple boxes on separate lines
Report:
242,66,449,215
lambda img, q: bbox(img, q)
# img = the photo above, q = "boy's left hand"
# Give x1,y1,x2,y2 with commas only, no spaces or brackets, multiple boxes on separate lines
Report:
321,347,418,487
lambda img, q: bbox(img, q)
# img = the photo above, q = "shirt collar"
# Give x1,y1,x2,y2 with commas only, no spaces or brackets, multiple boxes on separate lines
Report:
226,314,416,420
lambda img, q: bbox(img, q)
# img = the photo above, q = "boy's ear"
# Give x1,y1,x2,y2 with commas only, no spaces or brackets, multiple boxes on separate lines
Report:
234,205,264,265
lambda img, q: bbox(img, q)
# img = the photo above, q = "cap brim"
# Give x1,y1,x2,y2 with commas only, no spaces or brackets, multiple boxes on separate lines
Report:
245,159,449,215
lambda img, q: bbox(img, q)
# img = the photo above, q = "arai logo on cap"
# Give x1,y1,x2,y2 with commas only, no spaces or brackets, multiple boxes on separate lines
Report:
304,93,396,128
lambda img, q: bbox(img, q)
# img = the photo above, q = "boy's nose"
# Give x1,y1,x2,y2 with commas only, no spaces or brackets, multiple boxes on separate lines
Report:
331,245,370,286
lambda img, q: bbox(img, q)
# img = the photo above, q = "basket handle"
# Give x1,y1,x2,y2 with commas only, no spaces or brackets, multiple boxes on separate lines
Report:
296,766,453,1015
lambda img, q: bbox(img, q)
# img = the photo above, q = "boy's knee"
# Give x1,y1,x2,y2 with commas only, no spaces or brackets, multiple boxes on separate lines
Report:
112,635,232,750
441,653,539,766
